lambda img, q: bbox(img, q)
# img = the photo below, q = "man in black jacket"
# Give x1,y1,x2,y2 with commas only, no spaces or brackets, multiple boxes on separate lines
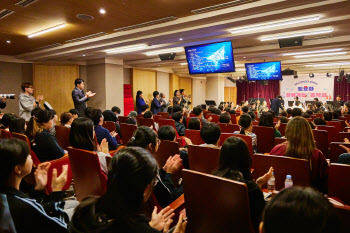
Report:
72,78,95,116
0,97,6,109
271,96,284,117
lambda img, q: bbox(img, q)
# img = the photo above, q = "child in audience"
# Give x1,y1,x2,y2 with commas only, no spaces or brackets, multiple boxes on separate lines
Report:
90,109,119,151
126,117,137,125
27,109,66,162
71,147,187,233
270,117,329,193
0,138,69,233
9,117,26,134
213,137,273,233
260,187,341,233
259,112,281,138
69,117,111,174
127,127,184,208
219,112,231,124
188,117,201,130
173,112,186,136
199,122,221,147
60,112,73,128
234,114,257,152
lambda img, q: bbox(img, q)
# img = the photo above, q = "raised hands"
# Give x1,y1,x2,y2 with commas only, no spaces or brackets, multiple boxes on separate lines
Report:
86,91,96,98
110,130,118,138
174,214,187,233
51,165,69,192
149,206,175,232
36,95,44,102
97,138,109,154
256,167,274,189
163,154,183,174
34,162,51,191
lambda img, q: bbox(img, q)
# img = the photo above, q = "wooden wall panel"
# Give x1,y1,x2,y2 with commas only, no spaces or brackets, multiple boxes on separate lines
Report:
179,77,193,108
132,69,157,108
224,87,237,106
33,64,79,118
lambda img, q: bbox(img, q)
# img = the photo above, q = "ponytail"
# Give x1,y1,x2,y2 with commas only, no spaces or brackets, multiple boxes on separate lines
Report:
240,127,245,135
126,127,157,150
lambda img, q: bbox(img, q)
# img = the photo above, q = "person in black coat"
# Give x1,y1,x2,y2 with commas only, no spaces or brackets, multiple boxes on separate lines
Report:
270,96,284,117
150,91,164,115
0,97,6,109
71,78,95,116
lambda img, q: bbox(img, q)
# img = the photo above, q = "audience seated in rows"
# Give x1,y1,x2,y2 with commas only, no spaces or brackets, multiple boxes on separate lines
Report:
219,112,231,124
9,117,26,134
103,110,121,136
173,112,186,136
200,122,221,148
126,117,137,125
314,117,326,126
259,112,281,138
188,117,201,130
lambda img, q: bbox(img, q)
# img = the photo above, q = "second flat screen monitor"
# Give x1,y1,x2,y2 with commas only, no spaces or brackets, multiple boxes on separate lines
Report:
245,61,282,81
185,41,235,75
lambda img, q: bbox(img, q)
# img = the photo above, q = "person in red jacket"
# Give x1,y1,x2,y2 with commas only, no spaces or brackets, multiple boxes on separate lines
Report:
270,116,329,193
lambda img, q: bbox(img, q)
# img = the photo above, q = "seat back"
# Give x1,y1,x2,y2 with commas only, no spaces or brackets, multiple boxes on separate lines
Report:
120,123,137,145
11,132,41,166
0,129,11,139
327,121,342,133
136,114,144,123
45,156,73,194
158,118,176,129
328,163,350,205
187,145,221,174
316,113,323,118
205,114,219,123
118,116,129,124
312,129,329,158
54,125,71,150
67,147,107,202
252,154,311,190
182,169,254,233
138,118,154,128
334,204,350,232
185,130,205,145
154,140,180,168
338,132,350,142
157,112,169,119
218,133,253,156
252,126,275,153
230,114,237,124
102,121,116,133
278,123,288,137
153,115,162,123
274,137,287,146
329,142,350,163
316,125,336,145
218,123,240,133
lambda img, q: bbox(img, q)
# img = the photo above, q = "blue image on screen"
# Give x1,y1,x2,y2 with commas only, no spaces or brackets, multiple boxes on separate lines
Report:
245,61,282,81
185,41,235,74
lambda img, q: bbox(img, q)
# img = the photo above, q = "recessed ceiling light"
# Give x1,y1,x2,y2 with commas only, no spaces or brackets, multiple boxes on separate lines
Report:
99,8,106,14
179,38,183,41
180,63,187,65
6,40,11,44
243,57,246,58
145,47,184,56
283,48,342,56
105,44,148,54
260,28,334,41
229,15,320,34
294,51,347,58
82,54,86,56
28,23,66,38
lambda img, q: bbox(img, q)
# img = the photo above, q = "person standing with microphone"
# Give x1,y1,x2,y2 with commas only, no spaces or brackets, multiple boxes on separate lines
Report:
72,78,95,116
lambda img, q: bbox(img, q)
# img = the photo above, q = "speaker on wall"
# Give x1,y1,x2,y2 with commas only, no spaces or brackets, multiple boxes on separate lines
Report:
159,53,176,61
278,36,303,48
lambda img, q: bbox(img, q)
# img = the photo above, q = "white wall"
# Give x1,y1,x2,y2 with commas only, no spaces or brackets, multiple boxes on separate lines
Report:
106,64,124,115
224,77,236,87
123,68,131,84
192,78,206,107
156,71,170,101
206,75,225,105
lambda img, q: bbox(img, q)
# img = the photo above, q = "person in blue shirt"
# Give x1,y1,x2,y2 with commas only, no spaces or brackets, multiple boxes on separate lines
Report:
90,109,119,150
150,91,164,115
136,90,150,114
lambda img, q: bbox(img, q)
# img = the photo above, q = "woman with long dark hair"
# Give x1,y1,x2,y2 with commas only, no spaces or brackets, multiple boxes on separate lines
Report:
259,112,281,138
136,90,150,114
9,117,26,134
69,117,111,174
70,147,187,233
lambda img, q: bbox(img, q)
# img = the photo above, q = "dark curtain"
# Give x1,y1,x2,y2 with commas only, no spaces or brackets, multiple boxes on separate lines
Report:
236,80,280,108
334,76,350,102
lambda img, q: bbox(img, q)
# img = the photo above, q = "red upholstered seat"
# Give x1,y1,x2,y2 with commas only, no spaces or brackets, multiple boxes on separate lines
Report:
328,163,350,205
252,126,275,153
157,112,169,119
0,129,11,139
55,125,71,150
218,123,240,133
120,123,137,145
205,114,219,123
218,133,253,156
278,123,287,137
252,154,311,190
67,147,107,202
153,115,162,123
154,140,180,168
187,145,221,174
329,142,350,163
333,204,350,232
230,114,237,124
45,155,72,194
274,137,287,146
118,116,129,124
158,118,176,129
11,132,41,166
316,113,323,118
316,125,336,146
102,121,116,133
326,121,342,134
182,169,254,233
338,132,350,142
312,129,328,158
138,117,155,128
185,130,205,145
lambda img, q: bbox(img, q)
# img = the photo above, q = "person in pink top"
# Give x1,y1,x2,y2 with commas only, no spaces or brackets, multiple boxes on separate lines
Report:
270,117,329,193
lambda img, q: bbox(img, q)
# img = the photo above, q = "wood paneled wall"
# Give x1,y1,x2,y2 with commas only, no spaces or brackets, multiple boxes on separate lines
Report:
169,74,179,100
179,77,193,108
224,87,237,106
131,69,157,107
33,64,79,117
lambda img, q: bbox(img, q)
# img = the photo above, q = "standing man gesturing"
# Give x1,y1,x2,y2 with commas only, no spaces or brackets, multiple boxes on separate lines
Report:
72,78,95,116
18,83,43,121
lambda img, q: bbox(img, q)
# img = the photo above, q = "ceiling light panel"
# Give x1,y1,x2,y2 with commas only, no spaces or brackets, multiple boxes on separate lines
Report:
260,28,334,41
294,51,347,58
305,62,350,67
145,47,184,56
28,23,66,38
283,48,342,56
229,15,320,33
105,44,148,54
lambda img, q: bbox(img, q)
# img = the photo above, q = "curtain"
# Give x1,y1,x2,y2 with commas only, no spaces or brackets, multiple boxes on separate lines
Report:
236,80,280,108
334,76,350,102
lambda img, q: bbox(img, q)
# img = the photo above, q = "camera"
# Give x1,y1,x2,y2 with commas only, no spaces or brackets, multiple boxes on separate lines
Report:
0,94,15,99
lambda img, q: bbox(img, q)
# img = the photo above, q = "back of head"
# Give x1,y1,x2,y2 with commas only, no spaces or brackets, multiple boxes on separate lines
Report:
84,107,95,119
301,112,310,119
291,108,302,117
126,117,137,125
90,109,103,126
229,109,236,115
127,126,157,151
158,126,176,141
214,108,221,115
173,105,182,114
280,117,288,124
200,122,221,145
143,111,153,119
216,137,252,180
153,91,159,98
345,101,350,110
306,109,314,115
69,117,96,151
323,112,332,121
314,117,326,126
167,106,173,115
172,112,183,122
2,113,16,128
69,109,79,116
316,101,322,108
281,111,287,117
103,110,117,122
188,117,200,130
333,109,341,118
242,106,249,113
31,107,42,117
193,106,203,116
262,187,341,233
285,117,315,160
259,112,273,128
111,106,121,114
140,104,149,112
225,107,230,113
60,112,73,125
238,114,252,133
26,109,53,141
9,117,26,134
268,110,276,118
286,108,292,115
0,139,30,190
219,113,231,123
173,90,178,97
247,111,256,121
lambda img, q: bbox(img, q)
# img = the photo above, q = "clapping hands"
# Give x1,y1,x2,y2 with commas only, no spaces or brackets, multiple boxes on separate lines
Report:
86,91,96,98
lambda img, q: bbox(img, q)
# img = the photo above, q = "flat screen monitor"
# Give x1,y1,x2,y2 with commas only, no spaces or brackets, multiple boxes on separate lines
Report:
245,61,282,81
185,41,235,75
